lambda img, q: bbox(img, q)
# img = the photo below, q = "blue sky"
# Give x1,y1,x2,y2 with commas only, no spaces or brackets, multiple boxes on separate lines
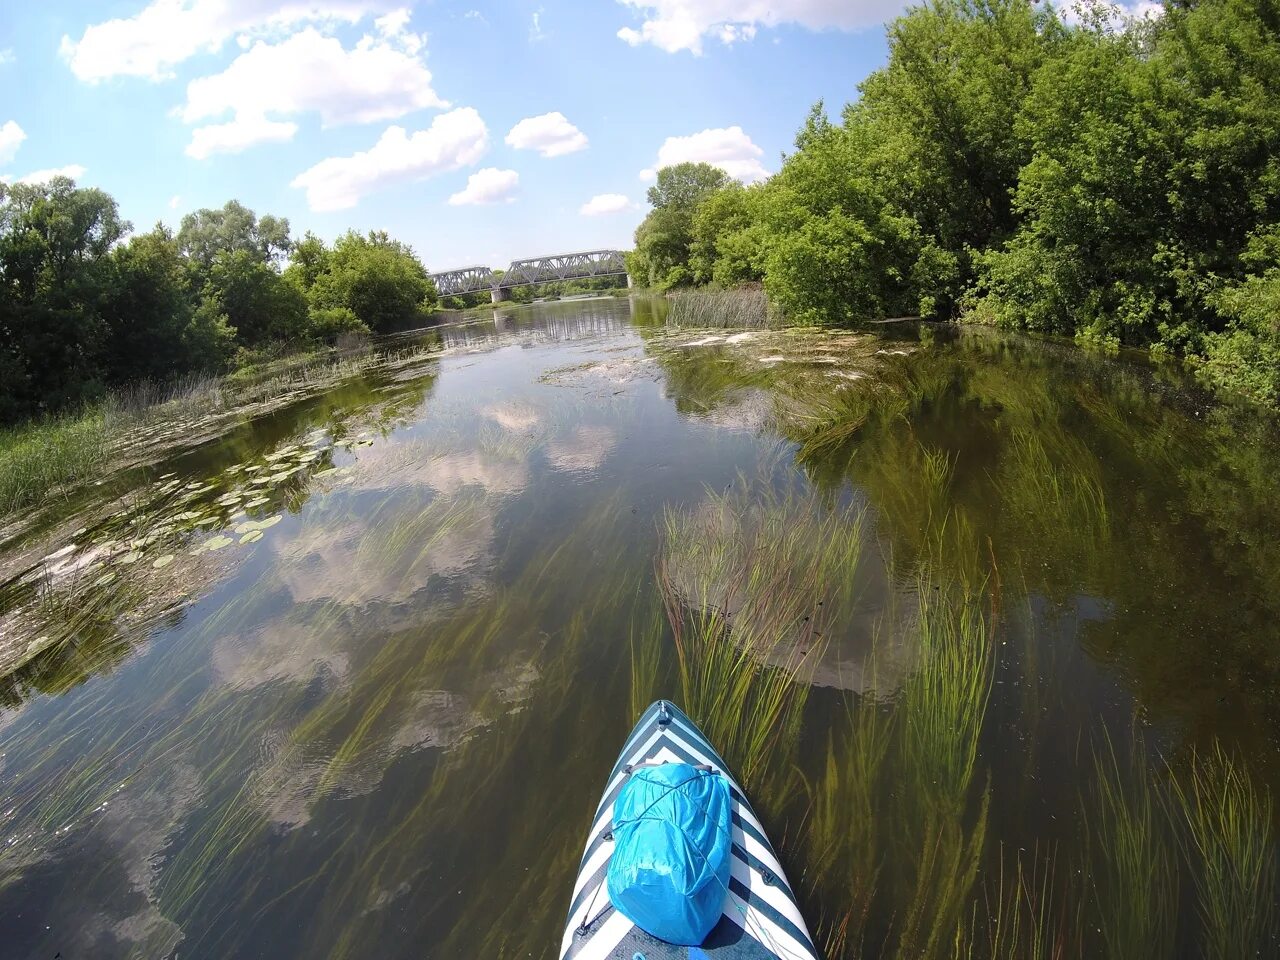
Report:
0,0,904,270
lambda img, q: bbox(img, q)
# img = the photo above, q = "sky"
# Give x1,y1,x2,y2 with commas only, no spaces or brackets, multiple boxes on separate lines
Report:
0,0,909,270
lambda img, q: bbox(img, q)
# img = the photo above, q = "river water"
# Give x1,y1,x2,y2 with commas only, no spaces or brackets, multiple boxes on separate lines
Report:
0,297,1277,958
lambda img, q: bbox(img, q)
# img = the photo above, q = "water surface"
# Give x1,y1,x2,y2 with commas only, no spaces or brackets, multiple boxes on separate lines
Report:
1,298,1278,958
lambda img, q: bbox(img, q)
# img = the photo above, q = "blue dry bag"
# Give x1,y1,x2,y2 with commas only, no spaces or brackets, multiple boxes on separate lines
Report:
606,762,732,945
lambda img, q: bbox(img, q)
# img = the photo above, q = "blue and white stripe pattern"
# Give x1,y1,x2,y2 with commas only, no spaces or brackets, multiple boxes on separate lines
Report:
560,701,820,960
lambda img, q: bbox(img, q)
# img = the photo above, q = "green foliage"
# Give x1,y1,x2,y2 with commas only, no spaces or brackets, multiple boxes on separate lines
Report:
290,230,436,332
103,226,235,380
630,162,735,289
307,306,369,343
203,249,309,346
0,181,437,425
176,200,292,273
0,177,129,419
644,0,1280,404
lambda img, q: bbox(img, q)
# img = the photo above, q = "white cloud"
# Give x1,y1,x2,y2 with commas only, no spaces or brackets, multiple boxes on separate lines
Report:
616,0,895,54
188,117,298,159
505,112,588,158
529,7,546,41
0,120,25,163
640,126,769,183
61,0,397,82
182,20,443,158
1059,0,1164,27
291,106,489,211
0,49,14,65
169,194,181,209
16,165,88,185
580,193,636,216
448,167,519,206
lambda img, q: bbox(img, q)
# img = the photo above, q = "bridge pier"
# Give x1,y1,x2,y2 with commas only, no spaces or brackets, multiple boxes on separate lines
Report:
490,287,510,304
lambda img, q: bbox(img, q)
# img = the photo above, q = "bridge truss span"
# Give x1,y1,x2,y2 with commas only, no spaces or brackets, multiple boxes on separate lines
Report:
430,249,628,298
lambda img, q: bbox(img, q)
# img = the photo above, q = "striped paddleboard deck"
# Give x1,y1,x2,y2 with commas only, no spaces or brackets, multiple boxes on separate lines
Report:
560,700,820,960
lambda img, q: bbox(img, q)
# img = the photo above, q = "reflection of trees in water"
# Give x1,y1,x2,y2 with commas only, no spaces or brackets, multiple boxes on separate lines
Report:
0,363,441,705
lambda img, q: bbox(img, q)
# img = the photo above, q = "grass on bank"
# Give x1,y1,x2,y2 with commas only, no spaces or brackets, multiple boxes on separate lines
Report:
0,332,429,521
0,411,113,518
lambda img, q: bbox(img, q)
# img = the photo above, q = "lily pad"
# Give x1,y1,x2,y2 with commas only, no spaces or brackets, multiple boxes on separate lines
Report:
239,530,264,545
206,535,234,551
153,555,174,569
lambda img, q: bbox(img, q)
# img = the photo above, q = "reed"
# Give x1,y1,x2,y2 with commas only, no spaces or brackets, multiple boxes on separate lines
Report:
1169,744,1276,960
667,287,774,329
657,475,866,782
1087,733,1176,960
0,410,111,516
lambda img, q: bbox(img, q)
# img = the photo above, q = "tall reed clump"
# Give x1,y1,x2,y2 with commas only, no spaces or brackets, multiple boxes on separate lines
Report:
1088,734,1177,960
1170,744,1276,960
657,475,865,784
800,575,999,960
893,584,995,960
0,411,111,517
667,287,774,329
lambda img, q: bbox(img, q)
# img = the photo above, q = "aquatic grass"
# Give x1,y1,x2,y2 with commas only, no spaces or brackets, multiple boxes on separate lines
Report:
959,844,1078,960
1168,744,1276,960
666,287,775,329
805,686,894,958
891,581,996,960
900,586,994,818
1087,733,1177,960
0,410,112,517
657,475,867,782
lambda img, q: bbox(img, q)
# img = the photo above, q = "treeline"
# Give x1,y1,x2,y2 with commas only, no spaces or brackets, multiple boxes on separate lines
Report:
0,179,438,424
629,0,1280,404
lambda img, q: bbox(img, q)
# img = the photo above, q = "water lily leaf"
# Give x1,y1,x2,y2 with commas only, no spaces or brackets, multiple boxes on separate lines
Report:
244,496,270,508
256,514,282,529
206,535,234,551
233,521,257,535
153,555,174,569
118,551,142,565
93,571,117,587
239,530,264,545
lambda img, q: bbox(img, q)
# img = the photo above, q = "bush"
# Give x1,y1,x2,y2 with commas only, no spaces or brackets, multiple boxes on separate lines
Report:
306,306,369,344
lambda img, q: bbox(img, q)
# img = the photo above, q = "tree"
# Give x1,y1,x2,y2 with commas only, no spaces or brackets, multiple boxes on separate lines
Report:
202,249,308,346
177,200,292,275
0,177,129,419
631,163,735,288
103,225,234,382
646,163,732,211
301,231,436,332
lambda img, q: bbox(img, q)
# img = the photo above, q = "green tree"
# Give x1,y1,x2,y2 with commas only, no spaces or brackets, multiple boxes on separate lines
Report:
0,177,129,419
304,231,436,332
102,225,234,382
202,249,308,346
631,163,734,288
177,200,292,275
645,162,732,211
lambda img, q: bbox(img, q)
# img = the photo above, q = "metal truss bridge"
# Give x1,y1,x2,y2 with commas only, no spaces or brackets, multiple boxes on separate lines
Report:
430,249,629,300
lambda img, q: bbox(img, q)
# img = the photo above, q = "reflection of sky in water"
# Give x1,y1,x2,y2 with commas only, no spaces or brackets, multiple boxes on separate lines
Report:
2,301,1278,958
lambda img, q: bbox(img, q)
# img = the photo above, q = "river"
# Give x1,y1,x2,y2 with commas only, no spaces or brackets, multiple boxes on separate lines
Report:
0,296,1277,958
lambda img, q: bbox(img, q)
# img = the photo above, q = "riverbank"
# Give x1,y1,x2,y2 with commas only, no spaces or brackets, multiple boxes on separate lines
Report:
0,326,436,522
